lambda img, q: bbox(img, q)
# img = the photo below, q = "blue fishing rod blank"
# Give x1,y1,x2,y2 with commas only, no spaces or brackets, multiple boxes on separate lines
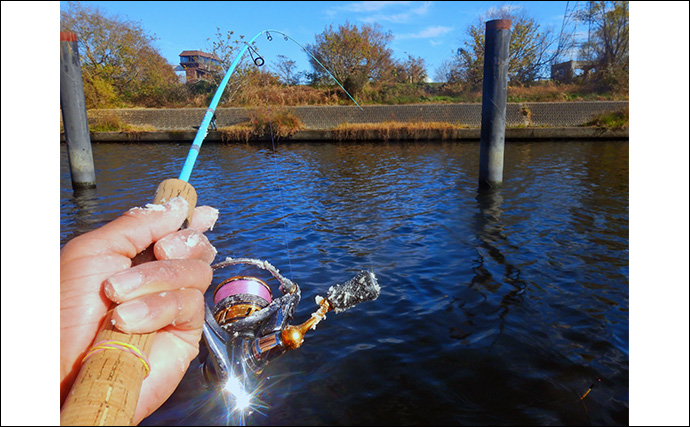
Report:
177,29,363,183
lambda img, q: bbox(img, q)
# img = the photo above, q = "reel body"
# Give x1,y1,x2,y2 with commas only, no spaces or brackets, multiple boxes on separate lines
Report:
200,275,298,389
198,257,380,396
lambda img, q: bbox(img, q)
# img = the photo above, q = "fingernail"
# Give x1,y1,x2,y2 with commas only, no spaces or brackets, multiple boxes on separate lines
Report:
106,270,143,296
115,300,149,326
209,208,219,231
156,229,207,260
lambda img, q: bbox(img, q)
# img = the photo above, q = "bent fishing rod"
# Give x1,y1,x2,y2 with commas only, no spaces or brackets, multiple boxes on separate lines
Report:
60,29,369,426
179,28,362,183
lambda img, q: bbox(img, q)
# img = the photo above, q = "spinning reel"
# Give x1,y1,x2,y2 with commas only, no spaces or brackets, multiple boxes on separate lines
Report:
199,257,380,395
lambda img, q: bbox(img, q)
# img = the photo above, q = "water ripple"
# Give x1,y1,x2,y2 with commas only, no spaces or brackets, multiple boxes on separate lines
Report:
61,140,629,426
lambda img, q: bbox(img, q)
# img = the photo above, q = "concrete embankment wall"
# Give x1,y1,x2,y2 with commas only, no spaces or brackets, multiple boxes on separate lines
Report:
61,101,628,141
82,101,628,129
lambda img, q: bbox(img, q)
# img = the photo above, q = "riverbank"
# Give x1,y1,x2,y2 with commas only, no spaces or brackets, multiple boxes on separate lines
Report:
61,126,628,143
60,102,628,142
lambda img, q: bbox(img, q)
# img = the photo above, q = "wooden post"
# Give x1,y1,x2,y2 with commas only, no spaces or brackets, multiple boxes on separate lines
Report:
60,31,96,189
478,19,511,189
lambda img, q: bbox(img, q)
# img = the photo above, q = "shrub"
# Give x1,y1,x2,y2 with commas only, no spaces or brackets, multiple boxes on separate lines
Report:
88,111,125,131
583,107,629,129
220,107,305,141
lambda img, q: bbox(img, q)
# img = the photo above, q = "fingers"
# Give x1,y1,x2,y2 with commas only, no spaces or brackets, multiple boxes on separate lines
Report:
188,206,219,233
104,258,212,334
104,259,213,303
112,288,206,333
154,229,217,264
61,197,190,263
97,201,219,335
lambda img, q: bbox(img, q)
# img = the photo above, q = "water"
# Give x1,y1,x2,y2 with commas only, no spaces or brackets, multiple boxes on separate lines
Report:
60,140,629,425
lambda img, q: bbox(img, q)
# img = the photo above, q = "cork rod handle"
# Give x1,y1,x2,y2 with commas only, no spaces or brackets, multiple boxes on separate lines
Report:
60,179,197,426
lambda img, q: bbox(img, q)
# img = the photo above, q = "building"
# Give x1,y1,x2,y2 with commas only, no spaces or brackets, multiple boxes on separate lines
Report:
179,50,222,82
550,60,596,83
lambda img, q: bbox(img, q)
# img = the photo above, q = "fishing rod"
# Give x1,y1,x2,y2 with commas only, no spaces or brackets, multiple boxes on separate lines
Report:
60,29,369,426
178,28,363,182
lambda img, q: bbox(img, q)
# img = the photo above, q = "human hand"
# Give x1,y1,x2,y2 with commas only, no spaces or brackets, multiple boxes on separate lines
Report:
60,197,219,424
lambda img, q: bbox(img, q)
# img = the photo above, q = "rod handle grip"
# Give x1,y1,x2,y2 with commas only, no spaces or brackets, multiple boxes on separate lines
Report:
152,178,197,224
60,179,197,426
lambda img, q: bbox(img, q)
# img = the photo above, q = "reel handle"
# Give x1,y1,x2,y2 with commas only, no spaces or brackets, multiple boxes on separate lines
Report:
60,179,197,426
282,271,380,350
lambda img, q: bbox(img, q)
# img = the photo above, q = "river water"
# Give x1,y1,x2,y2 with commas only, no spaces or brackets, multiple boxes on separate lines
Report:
60,140,629,425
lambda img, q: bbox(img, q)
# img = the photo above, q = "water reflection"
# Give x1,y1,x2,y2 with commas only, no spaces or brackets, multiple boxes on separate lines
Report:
461,187,529,345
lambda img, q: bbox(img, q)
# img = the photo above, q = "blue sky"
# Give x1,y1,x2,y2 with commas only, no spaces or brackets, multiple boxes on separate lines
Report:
59,1,576,82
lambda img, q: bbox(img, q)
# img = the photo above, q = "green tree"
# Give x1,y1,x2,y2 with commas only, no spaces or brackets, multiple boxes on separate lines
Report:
577,1,629,91
60,1,180,108
306,21,395,96
450,6,561,89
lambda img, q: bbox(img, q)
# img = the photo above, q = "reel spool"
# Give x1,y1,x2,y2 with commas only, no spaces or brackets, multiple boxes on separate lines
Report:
212,276,273,329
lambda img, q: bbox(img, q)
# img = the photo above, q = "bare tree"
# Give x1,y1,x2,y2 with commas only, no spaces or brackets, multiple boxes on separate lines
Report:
449,5,565,89
395,54,428,84
577,1,629,90
273,55,301,85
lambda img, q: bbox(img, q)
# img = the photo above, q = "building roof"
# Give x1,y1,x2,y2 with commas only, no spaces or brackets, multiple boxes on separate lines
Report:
179,50,221,61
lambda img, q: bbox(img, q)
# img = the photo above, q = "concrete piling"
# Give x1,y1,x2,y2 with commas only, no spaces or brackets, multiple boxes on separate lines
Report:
478,19,511,189
60,32,96,189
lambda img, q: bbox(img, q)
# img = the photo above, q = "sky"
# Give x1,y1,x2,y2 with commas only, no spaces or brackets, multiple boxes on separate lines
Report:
58,1,579,82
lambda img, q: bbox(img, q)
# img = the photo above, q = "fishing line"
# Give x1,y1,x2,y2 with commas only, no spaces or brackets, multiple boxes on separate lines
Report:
177,28,362,185
259,29,377,277
258,29,364,110
239,28,370,282
259,51,295,281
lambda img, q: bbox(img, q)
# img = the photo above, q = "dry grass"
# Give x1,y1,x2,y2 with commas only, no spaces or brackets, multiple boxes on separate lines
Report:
507,81,629,102
218,124,254,142
332,121,469,142
233,84,341,107
88,111,156,132
218,107,305,141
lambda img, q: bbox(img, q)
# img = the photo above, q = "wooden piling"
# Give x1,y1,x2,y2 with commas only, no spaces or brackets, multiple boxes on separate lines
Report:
60,32,96,189
478,19,511,189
